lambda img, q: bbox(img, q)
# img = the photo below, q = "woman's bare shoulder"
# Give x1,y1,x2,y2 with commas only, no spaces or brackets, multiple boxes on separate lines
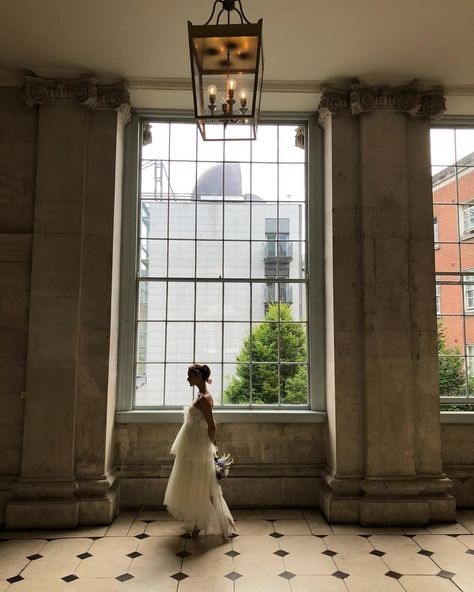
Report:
198,393,214,408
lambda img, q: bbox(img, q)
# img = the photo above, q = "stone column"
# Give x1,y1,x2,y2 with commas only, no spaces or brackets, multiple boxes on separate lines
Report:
319,83,455,525
6,77,130,529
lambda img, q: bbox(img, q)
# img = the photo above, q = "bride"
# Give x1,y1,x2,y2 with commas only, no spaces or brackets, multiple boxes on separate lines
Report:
163,363,234,540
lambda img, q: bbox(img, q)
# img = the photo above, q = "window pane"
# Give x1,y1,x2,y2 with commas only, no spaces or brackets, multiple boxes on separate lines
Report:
430,128,455,166
224,241,250,278
224,203,250,239
135,363,164,406
251,364,278,404
197,202,223,239
144,201,167,239
252,282,269,322
197,133,223,162
252,163,278,201
251,323,278,362
280,323,307,362
455,129,474,162
280,364,308,404
251,202,278,239
142,122,169,161
141,160,170,199
195,322,222,363
142,240,167,277
432,204,458,242
225,139,251,163
170,123,196,161
279,203,306,241
168,282,194,321
139,281,166,321
197,162,223,199
223,363,250,404
137,321,165,363
196,283,222,321
165,363,192,406
169,161,196,199
224,323,250,363
285,283,307,321
169,202,195,239
252,125,277,162
169,240,195,277
278,125,305,163
279,164,305,202
196,240,222,278
224,283,250,321
166,322,194,362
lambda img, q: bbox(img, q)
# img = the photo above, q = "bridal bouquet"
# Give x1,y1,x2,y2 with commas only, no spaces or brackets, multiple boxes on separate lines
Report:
214,449,233,480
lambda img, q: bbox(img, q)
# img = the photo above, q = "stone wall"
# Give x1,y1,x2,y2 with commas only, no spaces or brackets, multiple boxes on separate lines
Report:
442,424,474,508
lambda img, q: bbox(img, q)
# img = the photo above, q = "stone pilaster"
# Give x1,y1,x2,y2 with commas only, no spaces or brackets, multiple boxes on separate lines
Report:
5,77,129,529
318,82,455,525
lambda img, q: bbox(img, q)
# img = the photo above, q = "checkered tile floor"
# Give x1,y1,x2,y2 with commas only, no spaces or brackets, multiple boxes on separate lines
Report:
1,509,474,591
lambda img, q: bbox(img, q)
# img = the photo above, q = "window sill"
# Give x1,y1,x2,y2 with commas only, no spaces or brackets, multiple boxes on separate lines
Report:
441,412,474,424
115,409,327,424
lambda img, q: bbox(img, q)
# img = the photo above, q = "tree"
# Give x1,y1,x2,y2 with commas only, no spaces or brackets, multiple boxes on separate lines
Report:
224,303,307,404
438,318,466,396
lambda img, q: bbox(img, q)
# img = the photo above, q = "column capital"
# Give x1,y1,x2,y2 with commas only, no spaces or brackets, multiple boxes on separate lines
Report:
23,76,130,112
318,82,446,124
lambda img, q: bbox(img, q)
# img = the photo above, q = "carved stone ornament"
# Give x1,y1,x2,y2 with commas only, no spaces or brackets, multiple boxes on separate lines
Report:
24,76,130,113
294,125,304,150
318,83,446,124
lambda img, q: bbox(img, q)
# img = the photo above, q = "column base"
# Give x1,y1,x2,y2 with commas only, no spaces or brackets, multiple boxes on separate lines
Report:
320,473,456,525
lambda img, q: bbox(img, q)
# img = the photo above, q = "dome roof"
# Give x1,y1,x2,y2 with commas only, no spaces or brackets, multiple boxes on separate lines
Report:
194,163,261,201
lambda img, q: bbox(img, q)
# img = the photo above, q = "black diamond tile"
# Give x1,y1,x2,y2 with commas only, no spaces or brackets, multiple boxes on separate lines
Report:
7,575,24,584
77,552,92,560
265,519,276,522
438,570,456,579
270,532,284,538
322,549,337,557
359,534,372,538
171,572,189,582
279,571,296,580
26,553,43,561
370,549,385,557
229,532,239,539
135,533,150,540
403,534,416,538
225,571,242,581
180,532,192,539
315,534,328,538
142,519,156,523
116,573,134,582
448,534,460,537
274,549,289,557
176,550,192,558
418,549,434,557
89,536,102,540
385,571,402,580
466,549,474,555
127,551,142,559
225,550,241,558
62,574,79,583
332,571,349,579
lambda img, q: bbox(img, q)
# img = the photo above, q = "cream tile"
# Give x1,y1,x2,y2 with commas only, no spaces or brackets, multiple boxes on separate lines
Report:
0,539,47,579
7,578,74,591
234,519,273,535
21,538,92,581
235,574,291,592
232,509,303,520
106,512,137,537
403,527,430,535
370,535,439,575
282,536,335,575
414,534,474,575
301,510,328,522
458,534,474,550
137,535,184,556
127,520,147,537
273,520,311,535
452,573,474,592
426,523,470,535
307,521,333,536
75,537,138,578
178,576,233,592
0,582,8,592
67,577,126,591
233,534,280,553
181,540,233,577
130,563,182,584
145,521,188,536
401,575,459,592
0,526,108,540
324,536,388,575
137,510,175,521
290,575,347,592
330,525,403,535
345,573,405,592
234,550,286,576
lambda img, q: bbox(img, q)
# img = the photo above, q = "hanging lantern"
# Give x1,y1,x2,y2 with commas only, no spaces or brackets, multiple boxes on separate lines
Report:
188,0,263,141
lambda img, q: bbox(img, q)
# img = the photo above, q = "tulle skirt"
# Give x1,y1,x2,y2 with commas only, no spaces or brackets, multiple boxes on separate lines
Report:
163,406,234,536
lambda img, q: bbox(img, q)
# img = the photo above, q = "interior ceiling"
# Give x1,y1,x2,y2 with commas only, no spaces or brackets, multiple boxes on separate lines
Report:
1,0,474,88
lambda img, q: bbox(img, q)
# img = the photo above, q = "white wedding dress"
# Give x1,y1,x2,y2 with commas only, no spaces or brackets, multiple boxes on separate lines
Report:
164,403,234,536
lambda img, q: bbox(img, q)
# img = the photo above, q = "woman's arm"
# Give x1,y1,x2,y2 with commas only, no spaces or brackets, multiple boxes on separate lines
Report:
197,395,216,443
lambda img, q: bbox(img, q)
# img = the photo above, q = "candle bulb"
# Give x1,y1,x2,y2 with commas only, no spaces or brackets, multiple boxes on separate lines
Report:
240,89,247,108
228,79,236,99
208,84,217,104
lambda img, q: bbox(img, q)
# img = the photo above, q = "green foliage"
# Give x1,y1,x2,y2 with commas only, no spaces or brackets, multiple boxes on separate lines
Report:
223,303,308,405
438,318,466,396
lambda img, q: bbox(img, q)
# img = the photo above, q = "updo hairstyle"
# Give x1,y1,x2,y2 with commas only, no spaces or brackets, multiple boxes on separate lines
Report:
189,363,212,384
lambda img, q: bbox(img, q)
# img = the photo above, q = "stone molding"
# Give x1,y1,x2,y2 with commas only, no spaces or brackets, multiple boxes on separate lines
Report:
23,76,130,112
318,83,446,126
